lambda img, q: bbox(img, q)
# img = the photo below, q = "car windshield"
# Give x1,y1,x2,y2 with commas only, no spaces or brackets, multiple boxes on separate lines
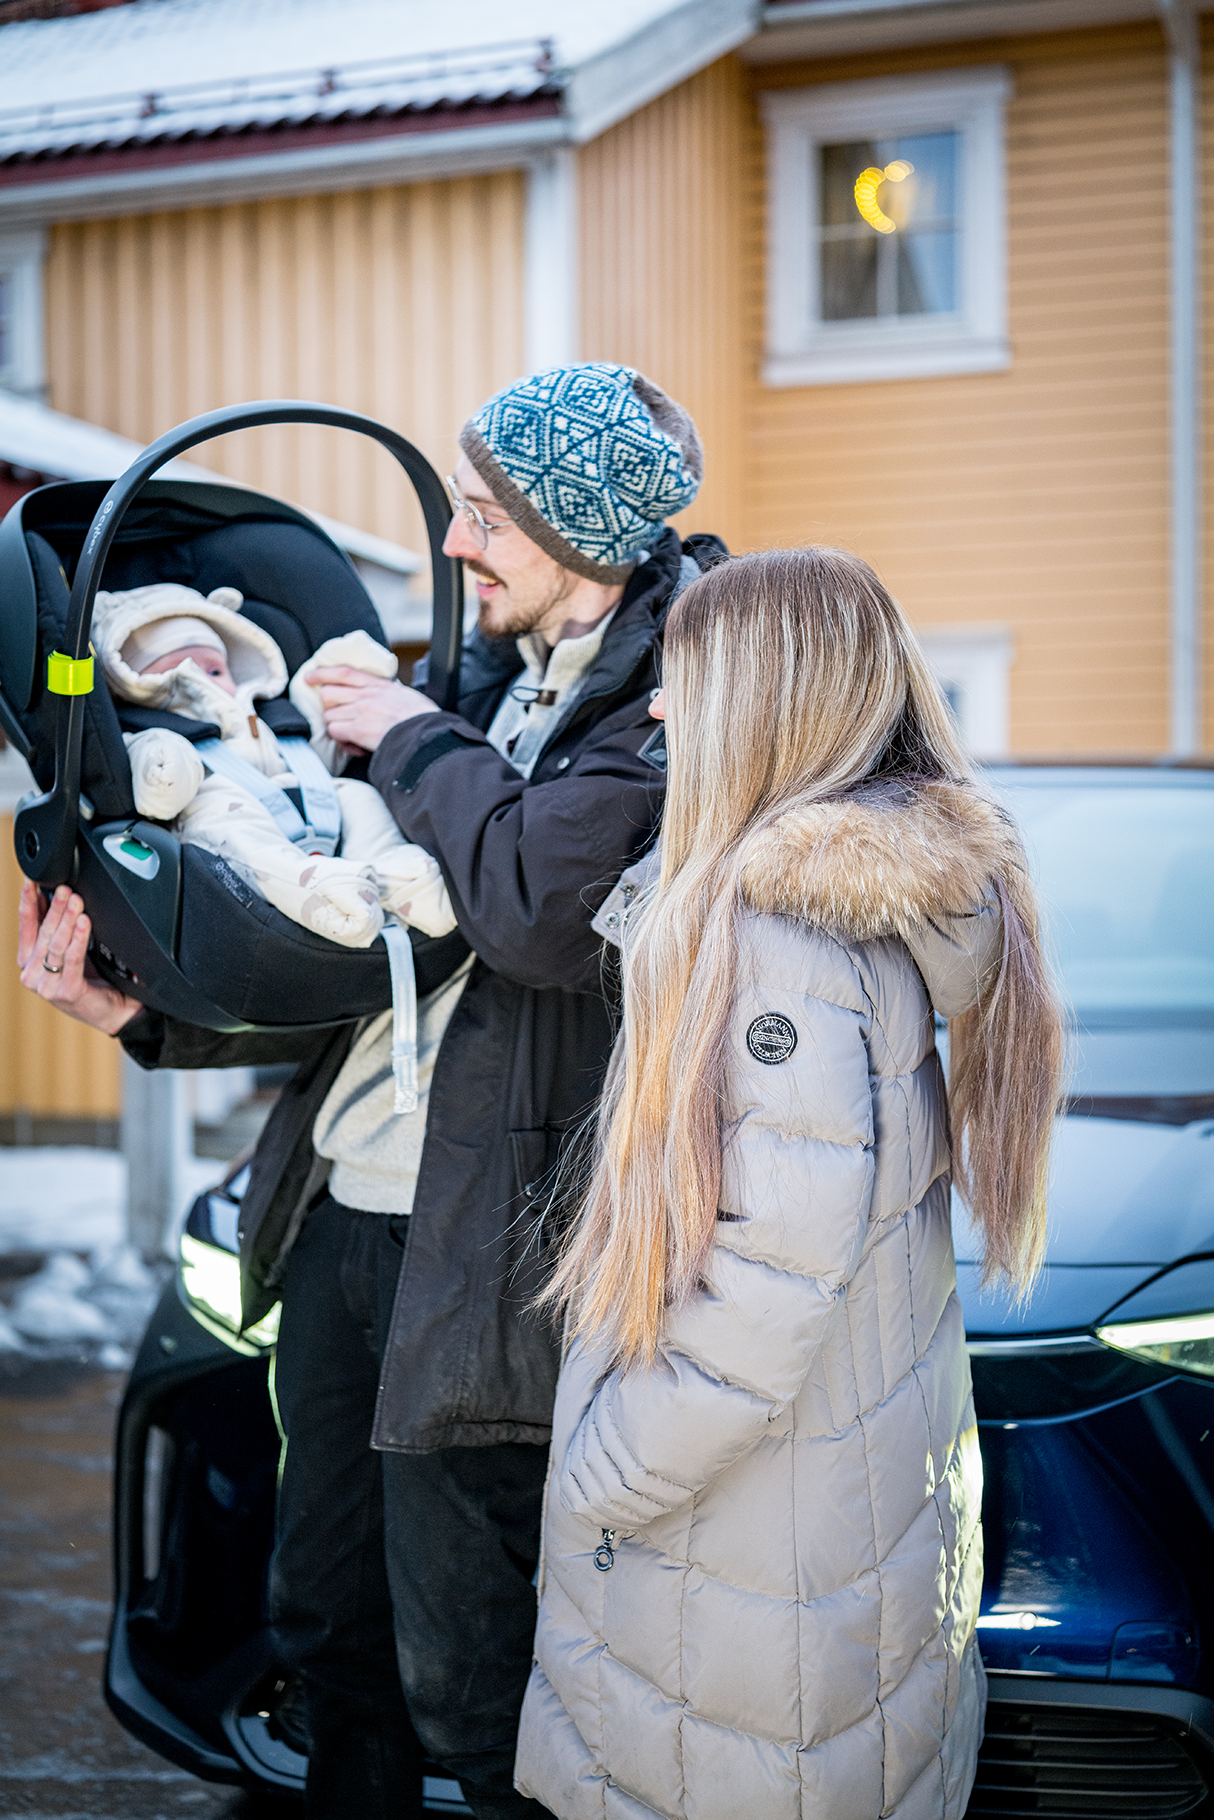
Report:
994,781,1214,1018
991,777,1214,1096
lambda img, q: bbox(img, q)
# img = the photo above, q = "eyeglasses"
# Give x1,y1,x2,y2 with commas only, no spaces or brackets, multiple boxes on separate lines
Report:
445,475,513,552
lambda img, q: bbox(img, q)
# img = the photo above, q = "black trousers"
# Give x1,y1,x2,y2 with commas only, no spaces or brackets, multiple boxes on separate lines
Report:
270,1195,552,1820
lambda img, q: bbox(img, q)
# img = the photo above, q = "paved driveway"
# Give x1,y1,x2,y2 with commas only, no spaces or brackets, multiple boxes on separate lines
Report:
0,1357,291,1820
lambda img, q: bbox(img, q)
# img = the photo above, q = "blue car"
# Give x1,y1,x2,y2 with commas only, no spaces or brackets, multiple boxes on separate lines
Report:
960,764,1214,1817
106,762,1214,1816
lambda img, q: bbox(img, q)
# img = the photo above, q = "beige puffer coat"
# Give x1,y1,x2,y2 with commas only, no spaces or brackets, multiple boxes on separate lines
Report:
515,782,1013,1820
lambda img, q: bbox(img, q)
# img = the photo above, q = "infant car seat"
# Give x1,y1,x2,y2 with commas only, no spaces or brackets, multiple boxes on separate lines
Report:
0,400,469,1031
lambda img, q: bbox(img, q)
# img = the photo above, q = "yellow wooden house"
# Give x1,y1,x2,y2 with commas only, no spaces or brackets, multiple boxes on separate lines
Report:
0,0,1207,1130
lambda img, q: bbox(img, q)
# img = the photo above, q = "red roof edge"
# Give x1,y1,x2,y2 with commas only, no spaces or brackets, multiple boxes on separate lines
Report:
0,0,137,22
0,93,564,187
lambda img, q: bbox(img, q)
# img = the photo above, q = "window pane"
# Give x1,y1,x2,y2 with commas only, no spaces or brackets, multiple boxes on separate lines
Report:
822,237,878,320
817,128,959,323
820,140,880,226
877,131,956,230
896,230,956,315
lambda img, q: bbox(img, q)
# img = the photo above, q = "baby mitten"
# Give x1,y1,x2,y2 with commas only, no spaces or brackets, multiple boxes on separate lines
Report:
375,851,457,938
124,728,206,821
288,630,399,772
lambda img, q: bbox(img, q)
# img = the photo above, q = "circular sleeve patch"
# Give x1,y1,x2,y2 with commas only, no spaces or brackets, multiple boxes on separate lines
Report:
746,1013,798,1065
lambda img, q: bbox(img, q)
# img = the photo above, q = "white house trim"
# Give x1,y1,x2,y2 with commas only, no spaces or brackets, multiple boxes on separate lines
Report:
0,227,46,397
524,148,579,373
1160,0,1204,756
916,621,1013,757
763,66,1011,388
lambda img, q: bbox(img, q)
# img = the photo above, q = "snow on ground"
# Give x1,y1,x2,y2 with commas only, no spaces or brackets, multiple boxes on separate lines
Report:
0,1148,223,1368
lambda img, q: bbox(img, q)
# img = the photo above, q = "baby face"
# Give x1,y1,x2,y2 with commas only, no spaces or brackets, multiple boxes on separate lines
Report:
140,645,237,696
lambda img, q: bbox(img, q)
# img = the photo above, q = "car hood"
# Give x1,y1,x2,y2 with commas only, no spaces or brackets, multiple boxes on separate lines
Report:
954,1116,1214,1334
951,1020,1214,1335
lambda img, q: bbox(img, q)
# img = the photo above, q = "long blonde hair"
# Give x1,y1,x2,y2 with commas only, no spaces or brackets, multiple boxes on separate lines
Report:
547,548,1064,1364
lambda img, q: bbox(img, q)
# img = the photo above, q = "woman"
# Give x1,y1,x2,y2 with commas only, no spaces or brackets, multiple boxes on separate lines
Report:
514,548,1064,1820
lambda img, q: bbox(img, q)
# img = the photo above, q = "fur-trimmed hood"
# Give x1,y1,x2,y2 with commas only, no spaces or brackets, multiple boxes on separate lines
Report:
738,779,1018,938
594,779,1016,1020
93,582,287,739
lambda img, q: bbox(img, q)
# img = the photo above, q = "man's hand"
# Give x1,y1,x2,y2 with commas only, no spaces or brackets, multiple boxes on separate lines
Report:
17,880,142,1035
306,666,439,754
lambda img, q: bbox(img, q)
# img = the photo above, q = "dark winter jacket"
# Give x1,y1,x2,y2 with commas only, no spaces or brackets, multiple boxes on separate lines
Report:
121,530,721,1452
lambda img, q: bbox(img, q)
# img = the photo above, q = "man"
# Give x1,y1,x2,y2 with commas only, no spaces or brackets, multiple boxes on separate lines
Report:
19,363,725,1819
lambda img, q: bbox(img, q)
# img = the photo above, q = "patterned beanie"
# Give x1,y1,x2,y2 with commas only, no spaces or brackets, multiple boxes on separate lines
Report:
459,363,703,583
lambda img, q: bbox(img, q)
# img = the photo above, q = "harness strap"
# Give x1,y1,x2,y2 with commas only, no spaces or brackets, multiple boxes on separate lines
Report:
279,738,344,856
381,921,419,1115
196,737,341,858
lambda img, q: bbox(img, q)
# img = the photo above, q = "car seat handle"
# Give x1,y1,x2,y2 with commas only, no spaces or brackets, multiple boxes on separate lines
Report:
16,400,463,887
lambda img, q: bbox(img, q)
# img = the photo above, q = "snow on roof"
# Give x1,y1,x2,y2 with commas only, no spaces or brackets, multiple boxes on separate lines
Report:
0,387,423,575
0,38,557,161
0,0,708,158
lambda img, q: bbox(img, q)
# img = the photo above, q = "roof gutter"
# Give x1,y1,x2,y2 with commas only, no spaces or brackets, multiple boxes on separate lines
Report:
750,0,1161,58
0,114,567,226
1159,0,1204,755
762,0,1144,19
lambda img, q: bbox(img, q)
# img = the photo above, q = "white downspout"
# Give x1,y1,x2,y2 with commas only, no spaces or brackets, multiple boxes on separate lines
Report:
524,147,579,375
1160,0,1204,755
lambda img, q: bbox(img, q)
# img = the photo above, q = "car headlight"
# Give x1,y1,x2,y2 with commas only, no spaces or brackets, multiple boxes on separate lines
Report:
1096,1310,1214,1378
179,1232,280,1356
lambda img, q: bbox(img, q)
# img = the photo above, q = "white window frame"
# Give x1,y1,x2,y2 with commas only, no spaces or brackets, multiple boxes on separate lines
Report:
763,68,1011,388
0,226,47,398
916,622,1013,758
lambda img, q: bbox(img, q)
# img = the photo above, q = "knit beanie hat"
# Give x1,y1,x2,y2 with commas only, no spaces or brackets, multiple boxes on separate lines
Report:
459,363,703,583
122,615,227,673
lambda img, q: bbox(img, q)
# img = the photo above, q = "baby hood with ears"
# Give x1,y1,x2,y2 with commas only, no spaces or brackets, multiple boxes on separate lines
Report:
93,582,287,734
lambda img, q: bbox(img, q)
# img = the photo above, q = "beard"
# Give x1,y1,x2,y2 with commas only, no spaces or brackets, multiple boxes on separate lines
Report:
469,559,576,641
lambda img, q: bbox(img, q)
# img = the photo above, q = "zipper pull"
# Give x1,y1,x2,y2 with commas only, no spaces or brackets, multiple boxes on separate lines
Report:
593,1528,616,1571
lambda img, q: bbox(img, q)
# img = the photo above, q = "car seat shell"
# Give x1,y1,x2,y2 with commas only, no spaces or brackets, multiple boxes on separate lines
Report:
1,405,469,1032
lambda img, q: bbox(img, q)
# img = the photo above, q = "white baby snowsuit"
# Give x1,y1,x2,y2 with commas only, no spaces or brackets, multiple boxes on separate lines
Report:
93,583,458,1110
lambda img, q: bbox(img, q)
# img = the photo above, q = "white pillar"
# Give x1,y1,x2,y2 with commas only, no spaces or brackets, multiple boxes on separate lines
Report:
524,147,579,374
121,1055,192,1261
1160,0,1204,755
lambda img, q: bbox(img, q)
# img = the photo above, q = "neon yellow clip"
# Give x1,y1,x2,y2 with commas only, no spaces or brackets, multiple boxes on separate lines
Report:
47,651,94,696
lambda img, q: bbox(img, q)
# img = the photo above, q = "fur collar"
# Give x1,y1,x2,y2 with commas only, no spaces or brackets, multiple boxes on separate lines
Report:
739,780,1018,942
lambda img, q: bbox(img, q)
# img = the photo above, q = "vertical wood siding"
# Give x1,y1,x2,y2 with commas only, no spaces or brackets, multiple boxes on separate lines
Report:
45,174,526,559
0,819,121,1118
579,57,753,555
749,26,1174,755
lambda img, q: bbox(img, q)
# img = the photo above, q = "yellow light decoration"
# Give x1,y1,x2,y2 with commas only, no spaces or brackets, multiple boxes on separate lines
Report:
853,161,915,234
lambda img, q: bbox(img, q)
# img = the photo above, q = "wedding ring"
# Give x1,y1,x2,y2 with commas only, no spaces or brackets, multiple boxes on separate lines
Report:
42,959,63,974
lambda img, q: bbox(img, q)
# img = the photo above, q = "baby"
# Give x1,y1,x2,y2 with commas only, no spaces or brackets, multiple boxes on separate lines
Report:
92,582,456,953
